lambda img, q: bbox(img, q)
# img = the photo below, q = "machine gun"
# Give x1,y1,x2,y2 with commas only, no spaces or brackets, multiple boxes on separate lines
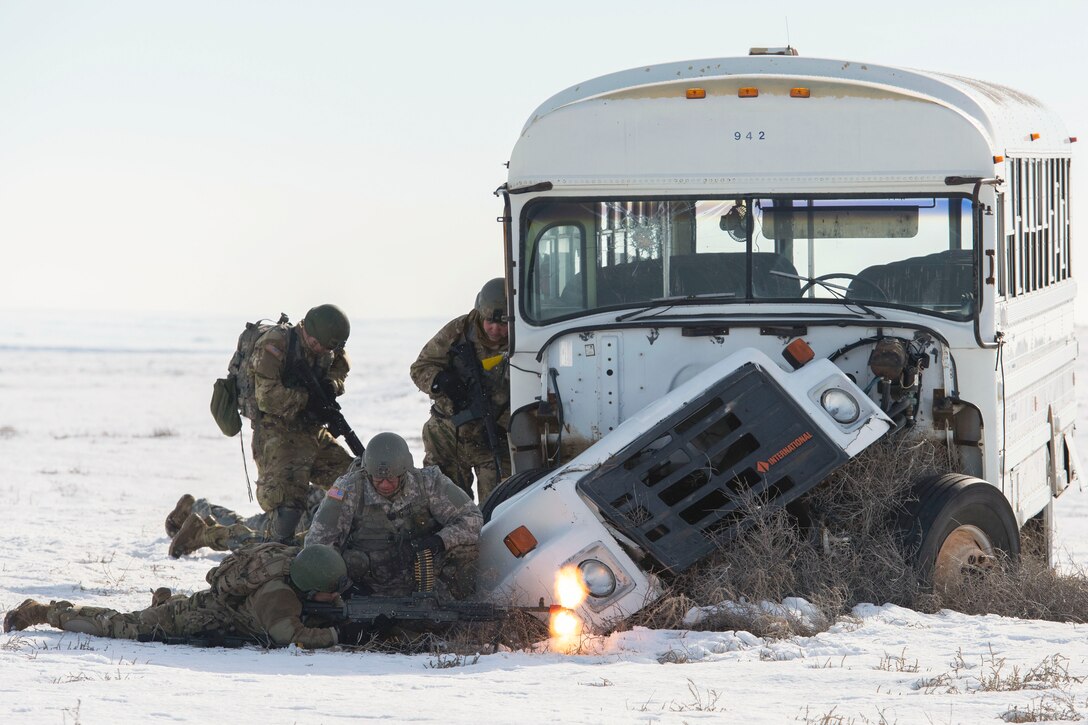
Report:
302,592,557,642
137,630,268,649
448,340,505,478
289,358,365,457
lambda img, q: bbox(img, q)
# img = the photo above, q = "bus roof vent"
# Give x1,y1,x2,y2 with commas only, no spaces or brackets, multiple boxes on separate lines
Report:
749,46,799,56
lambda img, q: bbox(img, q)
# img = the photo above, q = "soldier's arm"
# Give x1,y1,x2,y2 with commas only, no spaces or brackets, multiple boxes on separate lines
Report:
409,316,466,395
424,467,483,549
304,470,361,548
325,349,350,397
252,337,307,418
250,581,338,648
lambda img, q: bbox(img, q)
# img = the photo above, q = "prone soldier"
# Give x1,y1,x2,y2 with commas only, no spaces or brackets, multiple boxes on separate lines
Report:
163,487,327,558
4,544,349,649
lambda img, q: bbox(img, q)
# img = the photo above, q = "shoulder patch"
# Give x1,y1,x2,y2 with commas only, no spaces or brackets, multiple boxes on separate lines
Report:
326,486,346,501
264,343,284,360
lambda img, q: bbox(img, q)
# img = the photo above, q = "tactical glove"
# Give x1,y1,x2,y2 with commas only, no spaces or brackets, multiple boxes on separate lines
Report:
416,534,445,555
431,370,468,401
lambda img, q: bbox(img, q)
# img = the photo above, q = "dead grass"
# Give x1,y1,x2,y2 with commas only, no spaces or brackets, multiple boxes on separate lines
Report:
632,432,1088,638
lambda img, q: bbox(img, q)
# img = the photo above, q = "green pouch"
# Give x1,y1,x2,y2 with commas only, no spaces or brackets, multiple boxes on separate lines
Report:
210,376,242,437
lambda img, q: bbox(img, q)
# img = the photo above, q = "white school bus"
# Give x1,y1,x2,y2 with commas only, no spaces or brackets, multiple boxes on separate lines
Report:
477,49,1079,630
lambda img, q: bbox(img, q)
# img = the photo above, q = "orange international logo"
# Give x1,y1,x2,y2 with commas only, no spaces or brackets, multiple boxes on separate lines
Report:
756,431,813,473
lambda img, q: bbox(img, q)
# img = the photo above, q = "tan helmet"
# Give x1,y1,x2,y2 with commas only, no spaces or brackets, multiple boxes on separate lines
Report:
303,304,350,350
364,432,414,484
474,278,507,323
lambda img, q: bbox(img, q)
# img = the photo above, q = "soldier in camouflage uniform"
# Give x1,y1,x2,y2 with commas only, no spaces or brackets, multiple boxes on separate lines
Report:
246,304,355,542
410,278,511,503
305,432,482,600
164,487,327,558
4,545,347,649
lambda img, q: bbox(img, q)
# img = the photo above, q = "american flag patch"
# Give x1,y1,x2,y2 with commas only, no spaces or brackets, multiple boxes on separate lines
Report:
327,487,346,501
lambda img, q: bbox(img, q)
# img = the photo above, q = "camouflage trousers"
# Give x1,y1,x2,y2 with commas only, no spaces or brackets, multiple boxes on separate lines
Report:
251,418,353,532
342,543,480,601
193,487,327,551
421,415,509,504
44,591,237,642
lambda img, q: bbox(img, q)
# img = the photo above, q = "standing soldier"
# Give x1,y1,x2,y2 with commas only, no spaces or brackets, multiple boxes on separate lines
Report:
4,545,348,649
305,432,482,601
410,279,510,503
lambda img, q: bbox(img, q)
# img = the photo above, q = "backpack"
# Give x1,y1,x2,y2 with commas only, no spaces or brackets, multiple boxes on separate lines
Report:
210,314,290,436
205,542,299,598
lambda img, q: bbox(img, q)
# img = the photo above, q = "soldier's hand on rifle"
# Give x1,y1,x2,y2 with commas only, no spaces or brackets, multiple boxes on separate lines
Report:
303,391,331,420
431,370,468,402
320,378,340,399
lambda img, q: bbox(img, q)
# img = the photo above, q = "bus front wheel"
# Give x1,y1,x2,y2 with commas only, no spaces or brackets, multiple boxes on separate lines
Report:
901,473,1020,591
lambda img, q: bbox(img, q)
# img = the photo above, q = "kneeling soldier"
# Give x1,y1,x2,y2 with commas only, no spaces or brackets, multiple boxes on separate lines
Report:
305,432,483,601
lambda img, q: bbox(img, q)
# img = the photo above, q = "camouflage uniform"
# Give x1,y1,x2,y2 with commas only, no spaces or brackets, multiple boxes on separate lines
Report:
188,486,328,552
20,544,337,648
248,324,353,533
410,310,510,502
305,460,483,600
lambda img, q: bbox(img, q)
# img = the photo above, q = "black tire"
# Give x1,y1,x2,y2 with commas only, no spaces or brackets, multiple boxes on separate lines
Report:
481,468,549,523
900,473,1020,590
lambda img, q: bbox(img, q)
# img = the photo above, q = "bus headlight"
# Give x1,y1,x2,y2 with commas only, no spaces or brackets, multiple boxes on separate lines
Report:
578,559,617,598
820,388,860,424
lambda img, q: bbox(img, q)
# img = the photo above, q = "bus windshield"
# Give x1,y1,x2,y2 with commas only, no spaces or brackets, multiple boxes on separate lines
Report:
522,196,976,324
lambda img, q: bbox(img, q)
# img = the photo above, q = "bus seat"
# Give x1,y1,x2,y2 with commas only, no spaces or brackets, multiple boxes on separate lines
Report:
669,253,745,297
668,252,801,298
848,250,974,309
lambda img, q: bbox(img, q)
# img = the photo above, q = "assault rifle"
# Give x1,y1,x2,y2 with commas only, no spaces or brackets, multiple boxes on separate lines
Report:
448,340,505,478
289,358,365,457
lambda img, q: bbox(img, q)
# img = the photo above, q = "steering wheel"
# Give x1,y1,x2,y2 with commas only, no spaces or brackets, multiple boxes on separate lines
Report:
798,273,889,301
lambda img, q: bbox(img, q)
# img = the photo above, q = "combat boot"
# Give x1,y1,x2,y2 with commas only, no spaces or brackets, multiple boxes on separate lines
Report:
165,494,195,537
150,587,173,607
169,513,211,558
3,598,49,632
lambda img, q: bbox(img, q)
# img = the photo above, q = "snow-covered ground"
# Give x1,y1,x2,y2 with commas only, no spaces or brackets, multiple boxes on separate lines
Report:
2,314,1088,724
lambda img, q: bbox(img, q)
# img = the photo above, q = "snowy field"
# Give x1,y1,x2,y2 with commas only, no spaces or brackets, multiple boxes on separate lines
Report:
2,313,1088,725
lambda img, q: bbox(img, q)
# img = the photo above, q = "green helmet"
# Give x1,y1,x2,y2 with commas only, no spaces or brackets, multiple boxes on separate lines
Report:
474,278,507,323
364,432,414,481
289,545,348,593
303,304,350,350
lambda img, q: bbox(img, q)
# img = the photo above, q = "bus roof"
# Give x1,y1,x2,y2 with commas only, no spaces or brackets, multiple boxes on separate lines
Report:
519,55,1071,159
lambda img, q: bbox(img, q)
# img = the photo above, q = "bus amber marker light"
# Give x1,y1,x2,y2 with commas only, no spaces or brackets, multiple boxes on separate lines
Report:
1030,132,1041,141
503,526,538,558
790,87,811,98
686,88,706,99
738,87,759,98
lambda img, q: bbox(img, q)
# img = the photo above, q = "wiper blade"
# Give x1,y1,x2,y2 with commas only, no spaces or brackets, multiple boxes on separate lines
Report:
615,293,737,322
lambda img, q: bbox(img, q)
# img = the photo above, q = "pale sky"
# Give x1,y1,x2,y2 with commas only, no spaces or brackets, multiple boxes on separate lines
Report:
1,0,1085,321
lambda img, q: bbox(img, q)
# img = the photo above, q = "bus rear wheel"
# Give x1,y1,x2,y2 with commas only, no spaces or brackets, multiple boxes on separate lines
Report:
901,473,1020,591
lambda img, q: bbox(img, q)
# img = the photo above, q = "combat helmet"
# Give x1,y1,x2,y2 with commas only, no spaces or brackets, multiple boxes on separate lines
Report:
290,545,348,594
364,432,414,485
303,304,350,350
474,278,507,323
